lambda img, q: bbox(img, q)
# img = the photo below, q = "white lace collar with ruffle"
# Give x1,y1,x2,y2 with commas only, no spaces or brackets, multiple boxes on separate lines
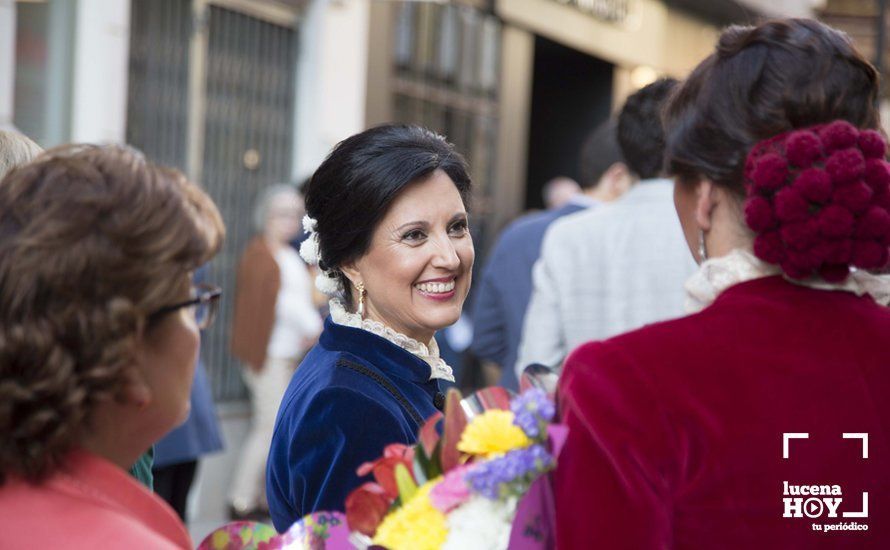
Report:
685,248,890,313
329,299,455,382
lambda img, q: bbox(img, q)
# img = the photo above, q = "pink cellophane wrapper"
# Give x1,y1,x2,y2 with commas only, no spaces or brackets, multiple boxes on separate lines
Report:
506,423,568,549
281,511,353,549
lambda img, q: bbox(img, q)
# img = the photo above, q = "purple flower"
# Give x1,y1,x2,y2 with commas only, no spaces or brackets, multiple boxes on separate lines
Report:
510,389,556,439
464,445,555,500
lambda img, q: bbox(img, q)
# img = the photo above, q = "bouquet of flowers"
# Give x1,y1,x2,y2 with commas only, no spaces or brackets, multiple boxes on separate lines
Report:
199,387,566,550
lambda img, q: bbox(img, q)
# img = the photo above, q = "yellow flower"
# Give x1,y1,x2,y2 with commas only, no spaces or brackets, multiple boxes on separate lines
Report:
373,480,448,550
457,409,532,457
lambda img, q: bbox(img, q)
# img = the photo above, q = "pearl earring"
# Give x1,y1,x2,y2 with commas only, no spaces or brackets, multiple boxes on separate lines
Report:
698,229,708,262
356,282,366,318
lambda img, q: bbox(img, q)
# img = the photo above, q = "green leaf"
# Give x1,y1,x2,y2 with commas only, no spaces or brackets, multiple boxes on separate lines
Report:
394,463,417,503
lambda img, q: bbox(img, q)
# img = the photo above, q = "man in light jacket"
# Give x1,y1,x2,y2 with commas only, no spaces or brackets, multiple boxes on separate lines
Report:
515,79,697,379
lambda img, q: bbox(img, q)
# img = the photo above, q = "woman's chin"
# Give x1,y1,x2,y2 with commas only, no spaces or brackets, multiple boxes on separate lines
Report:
417,308,463,334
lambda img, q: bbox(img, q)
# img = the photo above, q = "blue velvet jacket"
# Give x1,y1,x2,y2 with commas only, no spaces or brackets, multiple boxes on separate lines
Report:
266,316,446,532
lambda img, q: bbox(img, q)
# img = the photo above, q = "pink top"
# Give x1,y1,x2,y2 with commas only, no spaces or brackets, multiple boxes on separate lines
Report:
0,449,192,549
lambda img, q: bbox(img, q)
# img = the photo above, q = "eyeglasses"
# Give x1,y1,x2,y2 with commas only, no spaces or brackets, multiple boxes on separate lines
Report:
147,283,222,330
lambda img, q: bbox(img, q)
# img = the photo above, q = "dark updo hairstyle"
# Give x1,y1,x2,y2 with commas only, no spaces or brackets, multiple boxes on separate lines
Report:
303,124,471,308
665,19,890,281
665,18,879,195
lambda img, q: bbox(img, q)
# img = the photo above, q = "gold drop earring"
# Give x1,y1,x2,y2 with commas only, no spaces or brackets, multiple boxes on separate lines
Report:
356,282,366,318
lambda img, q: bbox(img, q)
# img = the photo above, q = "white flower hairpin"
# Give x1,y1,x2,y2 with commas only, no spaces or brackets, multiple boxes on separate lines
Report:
299,215,344,296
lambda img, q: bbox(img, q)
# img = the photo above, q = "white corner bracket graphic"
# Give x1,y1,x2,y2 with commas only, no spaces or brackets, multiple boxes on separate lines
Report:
842,433,869,459
783,433,809,459
843,492,869,518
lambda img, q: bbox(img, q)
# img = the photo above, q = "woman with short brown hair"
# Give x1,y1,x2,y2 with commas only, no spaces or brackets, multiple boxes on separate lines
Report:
0,144,224,548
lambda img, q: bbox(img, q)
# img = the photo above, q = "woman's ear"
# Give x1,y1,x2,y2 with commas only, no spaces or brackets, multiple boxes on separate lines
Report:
339,261,361,291
694,179,717,231
120,363,152,409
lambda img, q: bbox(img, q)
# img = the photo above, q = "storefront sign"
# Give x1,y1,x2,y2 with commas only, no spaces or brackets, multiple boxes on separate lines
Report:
552,0,630,23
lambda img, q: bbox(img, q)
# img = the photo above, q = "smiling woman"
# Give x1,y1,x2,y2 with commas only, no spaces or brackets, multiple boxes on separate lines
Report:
266,124,474,532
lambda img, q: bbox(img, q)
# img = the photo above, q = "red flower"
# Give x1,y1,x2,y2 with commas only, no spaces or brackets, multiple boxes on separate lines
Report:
781,259,811,280
345,482,391,537
794,168,832,204
356,443,415,500
744,196,776,232
825,148,865,183
855,206,890,240
852,240,889,269
858,130,886,159
753,231,786,264
819,120,858,152
751,153,788,193
786,130,822,168
818,205,855,238
832,181,874,214
781,219,819,250
864,159,890,196
813,238,854,265
819,263,851,283
774,187,809,222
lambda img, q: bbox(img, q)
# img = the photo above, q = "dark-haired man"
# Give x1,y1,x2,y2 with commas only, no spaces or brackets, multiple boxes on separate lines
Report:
515,79,697,378
471,120,631,390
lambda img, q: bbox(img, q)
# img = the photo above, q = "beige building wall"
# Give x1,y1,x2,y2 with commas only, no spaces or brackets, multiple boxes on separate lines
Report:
493,0,722,223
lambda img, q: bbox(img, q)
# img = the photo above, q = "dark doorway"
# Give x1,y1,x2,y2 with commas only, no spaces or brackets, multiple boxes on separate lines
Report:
525,36,613,210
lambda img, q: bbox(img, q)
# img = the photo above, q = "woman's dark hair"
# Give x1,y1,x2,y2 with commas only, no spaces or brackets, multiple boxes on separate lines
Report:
665,18,879,197
303,124,471,307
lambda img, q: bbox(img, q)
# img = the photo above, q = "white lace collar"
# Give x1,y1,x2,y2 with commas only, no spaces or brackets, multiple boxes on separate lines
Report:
328,299,455,382
685,248,890,313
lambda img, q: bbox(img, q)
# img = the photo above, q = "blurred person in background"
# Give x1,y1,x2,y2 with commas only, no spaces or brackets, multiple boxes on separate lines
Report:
229,184,323,520
152,264,225,522
542,176,581,210
267,125,473,531
0,144,224,548
472,119,630,390
516,80,696,378
557,19,890,547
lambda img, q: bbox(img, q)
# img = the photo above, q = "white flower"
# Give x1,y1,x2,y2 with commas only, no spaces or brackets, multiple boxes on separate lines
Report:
315,271,343,296
302,214,317,233
442,495,517,550
299,234,320,265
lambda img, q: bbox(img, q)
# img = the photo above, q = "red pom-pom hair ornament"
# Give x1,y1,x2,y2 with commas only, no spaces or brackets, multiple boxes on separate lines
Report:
825,148,866,183
855,206,890,241
780,219,819,250
819,263,851,283
864,159,890,197
794,168,832,203
786,130,822,168
774,187,809,222
753,231,786,264
858,130,886,159
817,205,855,239
744,196,776,232
832,181,873,214
744,121,890,281
750,153,788,193
819,120,858,152
852,240,889,269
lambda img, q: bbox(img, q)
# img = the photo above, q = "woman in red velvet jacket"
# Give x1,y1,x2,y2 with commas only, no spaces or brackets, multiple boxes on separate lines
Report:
555,19,890,549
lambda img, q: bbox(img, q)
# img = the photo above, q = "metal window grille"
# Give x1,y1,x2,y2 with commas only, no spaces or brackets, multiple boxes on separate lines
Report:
127,0,297,401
